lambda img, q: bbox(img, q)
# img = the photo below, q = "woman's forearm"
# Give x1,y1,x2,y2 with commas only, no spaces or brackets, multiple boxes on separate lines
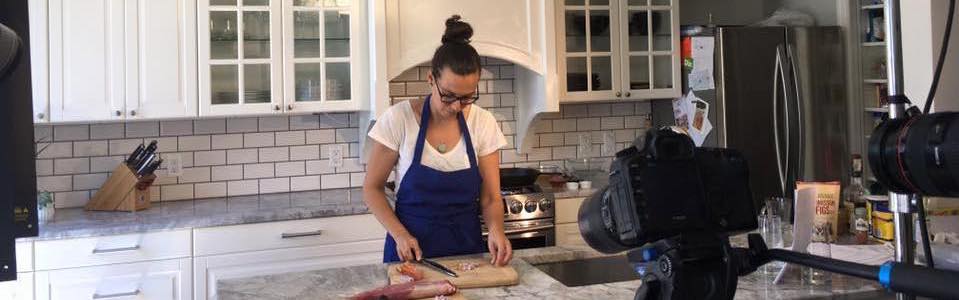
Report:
480,194,505,234
364,186,411,238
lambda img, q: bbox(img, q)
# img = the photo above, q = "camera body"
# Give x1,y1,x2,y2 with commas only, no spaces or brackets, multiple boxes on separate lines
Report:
579,127,757,253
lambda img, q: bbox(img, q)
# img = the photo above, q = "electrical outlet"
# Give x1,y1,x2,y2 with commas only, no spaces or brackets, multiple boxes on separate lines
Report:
328,145,344,168
577,133,592,158
602,131,616,156
166,153,183,176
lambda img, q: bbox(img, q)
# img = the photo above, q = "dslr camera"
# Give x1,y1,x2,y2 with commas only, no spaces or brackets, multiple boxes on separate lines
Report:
579,127,757,253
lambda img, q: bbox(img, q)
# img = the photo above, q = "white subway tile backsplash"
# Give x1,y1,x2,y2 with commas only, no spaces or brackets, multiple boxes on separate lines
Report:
500,121,516,135
289,145,320,161
212,165,244,181
588,104,611,117
499,94,516,107
320,113,350,129
320,144,347,159
195,182,227,198
395,68,419,81
73,173,108,190
526,147,552,161
636,102,652,114
153,173,179,185
275,161,306,177
212,134,244,149
259,116,289,132
55,191,90,208
290,175,321,191
54,125,89,141
160,120,194,136
562,104,589,118
34,126,53,142
170,152,195,168
475,94,495,108
275,131,305,146
161,184,194,201
37,175,72,192
259,147,289,162
54,158,89,175
489,107,514,121
227,149,258,164
126,122,160,138
244,163,274,179
228,180,259,196
91,156,124,173
349,142,360,157
179,135,211,151
179,167,211,183
539,133,565,147
501,149,527,163
335,128,359,143
154,137,178,152
405,82,430,95
244,132,274,148
89,123,125,140
73,141,108,157
305,159,335,174
321,173,350,189
350,172,365,188
388,82,406,97
624,116,645,129
337,158,364,173
37,142,72,159
290,115,320,130
615,129,636,143
490,80,513,93
552,146,577,160
259,177,290,194
227,118,259,133
306,129,335,144
611,103,635,116
195,119,226,134
499,65,515,78
480,66,495,79
600,116,625,130
36,159,53,176
564,132,580,146
109,139,143,155
576,118,600,131
552,119,577,133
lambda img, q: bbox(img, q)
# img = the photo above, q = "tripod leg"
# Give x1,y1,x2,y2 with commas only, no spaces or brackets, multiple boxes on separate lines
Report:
635,277,660,300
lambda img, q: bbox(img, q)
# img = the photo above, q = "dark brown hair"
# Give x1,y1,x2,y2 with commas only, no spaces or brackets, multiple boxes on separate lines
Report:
430,15,482,79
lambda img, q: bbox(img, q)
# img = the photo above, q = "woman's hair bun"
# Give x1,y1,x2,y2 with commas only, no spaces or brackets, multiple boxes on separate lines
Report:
441,15,473,45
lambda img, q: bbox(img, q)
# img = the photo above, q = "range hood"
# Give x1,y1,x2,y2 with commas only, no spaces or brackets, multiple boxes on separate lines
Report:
364,0,559,153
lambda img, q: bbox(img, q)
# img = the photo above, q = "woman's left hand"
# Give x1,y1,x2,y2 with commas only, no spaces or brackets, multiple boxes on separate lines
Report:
487,231,513,266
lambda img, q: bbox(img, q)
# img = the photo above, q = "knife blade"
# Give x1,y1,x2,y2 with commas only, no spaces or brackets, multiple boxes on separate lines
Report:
418,259,458,278
138,158,163,177
125,143,145,166
134,152,157,175
133,140,158,168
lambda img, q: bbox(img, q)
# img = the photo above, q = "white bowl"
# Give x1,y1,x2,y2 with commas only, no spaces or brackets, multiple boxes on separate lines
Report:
579,181,592,189
565,182,580,190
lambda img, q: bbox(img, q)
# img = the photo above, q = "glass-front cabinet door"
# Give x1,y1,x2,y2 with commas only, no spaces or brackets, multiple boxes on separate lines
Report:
199,0,283,116
622,0,678,99
283,0,358,112
559,0,622,102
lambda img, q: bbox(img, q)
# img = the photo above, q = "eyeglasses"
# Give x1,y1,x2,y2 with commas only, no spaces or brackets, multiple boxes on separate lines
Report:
433,82,480,104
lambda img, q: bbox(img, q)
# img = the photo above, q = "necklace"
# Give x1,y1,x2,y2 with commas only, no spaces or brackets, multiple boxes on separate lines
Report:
436,143,448,153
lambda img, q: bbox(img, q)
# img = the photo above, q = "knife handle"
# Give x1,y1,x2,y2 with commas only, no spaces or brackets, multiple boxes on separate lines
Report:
126,144,145,165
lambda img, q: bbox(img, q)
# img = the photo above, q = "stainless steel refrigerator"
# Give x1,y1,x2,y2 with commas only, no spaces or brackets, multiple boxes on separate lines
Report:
655,26,848,206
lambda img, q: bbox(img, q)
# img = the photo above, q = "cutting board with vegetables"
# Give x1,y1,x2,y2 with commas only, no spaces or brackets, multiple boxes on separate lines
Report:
388,258,520,289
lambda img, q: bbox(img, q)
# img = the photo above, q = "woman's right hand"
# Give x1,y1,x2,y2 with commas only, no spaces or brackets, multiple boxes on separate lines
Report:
394,233,423,262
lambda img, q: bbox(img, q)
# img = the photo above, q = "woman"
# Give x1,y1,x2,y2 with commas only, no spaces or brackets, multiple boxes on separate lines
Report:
363,15,513,266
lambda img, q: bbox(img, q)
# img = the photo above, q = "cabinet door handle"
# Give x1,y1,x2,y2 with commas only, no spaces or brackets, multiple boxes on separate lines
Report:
92,245,141,254
615,92,622,97
281,229,324,239
115,110,122,116
93,289,140,299
287,104,293,111
129,110,137,116
625,92,631,97
274,105,281,111
36,113,44,119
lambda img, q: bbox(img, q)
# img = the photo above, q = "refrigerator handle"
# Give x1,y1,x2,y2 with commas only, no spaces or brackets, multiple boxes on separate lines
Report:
773,46,789,197
786,44,805,179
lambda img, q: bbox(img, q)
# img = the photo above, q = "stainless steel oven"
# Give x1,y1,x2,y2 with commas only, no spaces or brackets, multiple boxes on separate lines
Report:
483,184,556,250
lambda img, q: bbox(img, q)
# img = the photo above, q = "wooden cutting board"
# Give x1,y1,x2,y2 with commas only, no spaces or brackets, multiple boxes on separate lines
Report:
388,258,519,295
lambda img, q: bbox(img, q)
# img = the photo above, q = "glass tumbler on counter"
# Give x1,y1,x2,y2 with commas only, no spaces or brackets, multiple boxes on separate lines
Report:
758,207,783,275
804,225,834,285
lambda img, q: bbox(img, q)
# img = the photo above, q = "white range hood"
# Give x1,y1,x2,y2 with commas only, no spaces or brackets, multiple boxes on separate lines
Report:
365,0,559,153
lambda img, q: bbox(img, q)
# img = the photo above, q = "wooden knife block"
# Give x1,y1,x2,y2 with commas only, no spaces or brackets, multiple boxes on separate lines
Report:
85,164,155,212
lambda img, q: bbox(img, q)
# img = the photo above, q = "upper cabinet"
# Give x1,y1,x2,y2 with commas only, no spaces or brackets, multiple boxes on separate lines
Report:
198,0,365,116
557,0,680,102
40,0,198,122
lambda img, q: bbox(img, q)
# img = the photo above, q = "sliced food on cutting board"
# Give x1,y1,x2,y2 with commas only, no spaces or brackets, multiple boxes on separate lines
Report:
388,258,519,289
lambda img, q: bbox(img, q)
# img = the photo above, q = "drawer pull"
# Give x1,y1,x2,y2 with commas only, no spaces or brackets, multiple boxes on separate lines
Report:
93,289,140,299
91,245,141,254
281,230,324,239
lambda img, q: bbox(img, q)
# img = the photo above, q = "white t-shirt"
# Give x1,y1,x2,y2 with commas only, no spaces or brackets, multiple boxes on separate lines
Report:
368,101,508,189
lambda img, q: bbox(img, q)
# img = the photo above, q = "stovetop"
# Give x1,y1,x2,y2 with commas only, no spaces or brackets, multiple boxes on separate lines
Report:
499,184,554,222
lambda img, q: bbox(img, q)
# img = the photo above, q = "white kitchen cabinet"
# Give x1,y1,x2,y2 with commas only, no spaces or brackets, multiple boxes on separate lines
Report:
193,214,384,256
43,0,199,122
198,0,367,116
34,258,192,300
555,197,587,248
194,240,381,300
34,229,192,271
0,273,34,300
556,0,680,102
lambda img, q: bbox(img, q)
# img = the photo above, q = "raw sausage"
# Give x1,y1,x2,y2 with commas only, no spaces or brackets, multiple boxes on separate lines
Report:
350,280,457,300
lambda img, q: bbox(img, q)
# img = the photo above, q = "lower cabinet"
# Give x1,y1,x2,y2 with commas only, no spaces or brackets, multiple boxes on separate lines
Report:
34,258,192,300
194,239,382,300
556,197,588,248
0,273,34,300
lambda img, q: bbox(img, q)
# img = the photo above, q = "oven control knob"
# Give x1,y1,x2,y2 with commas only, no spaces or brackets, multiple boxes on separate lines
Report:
509,200,523,214
524,199,538,213
538,198,553,211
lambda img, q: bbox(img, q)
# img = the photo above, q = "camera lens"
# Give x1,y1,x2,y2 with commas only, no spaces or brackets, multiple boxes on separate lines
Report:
868,112,959,197
578,187,633,254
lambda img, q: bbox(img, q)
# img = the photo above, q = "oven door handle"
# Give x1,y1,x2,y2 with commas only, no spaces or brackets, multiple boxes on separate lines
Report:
483,224,555,236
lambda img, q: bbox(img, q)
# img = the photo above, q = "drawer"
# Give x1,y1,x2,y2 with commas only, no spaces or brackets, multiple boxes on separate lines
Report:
35,258,192,300
556,223,588,248
16,241,33,272
194,214,386,256
34,229,192,271
556,197,586,224
0,272,33,300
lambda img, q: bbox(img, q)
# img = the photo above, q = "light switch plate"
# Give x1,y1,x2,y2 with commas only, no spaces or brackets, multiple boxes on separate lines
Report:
329,145,344,168
602,131,616,156
166,153,183,176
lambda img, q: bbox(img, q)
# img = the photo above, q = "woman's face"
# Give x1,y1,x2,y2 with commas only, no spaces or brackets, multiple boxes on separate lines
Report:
428,67,480,119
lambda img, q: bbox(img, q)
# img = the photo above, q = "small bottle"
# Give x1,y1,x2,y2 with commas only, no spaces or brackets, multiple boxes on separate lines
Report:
854,208,870,244
845,155,867,232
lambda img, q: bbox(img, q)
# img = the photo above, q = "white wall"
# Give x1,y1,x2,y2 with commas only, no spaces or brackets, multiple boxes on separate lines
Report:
770,0,840,25
902,0,959,112
680,0,775,25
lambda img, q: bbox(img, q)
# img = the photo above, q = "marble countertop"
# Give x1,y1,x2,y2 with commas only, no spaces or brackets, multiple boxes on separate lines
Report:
216,243,892,300
29,188,370,241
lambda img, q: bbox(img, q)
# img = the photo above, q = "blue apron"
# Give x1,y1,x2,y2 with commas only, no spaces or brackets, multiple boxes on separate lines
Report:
383,96,485,262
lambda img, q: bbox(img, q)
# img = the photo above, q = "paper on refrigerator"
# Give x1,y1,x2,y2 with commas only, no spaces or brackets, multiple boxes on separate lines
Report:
677,91,712,146
689,37,716,91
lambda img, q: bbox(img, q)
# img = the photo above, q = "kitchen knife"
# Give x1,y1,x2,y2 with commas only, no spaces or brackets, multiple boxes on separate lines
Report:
134,152,157,175
133,140,158,167
125,143,145,166
417,259,458,278
138,158,163,177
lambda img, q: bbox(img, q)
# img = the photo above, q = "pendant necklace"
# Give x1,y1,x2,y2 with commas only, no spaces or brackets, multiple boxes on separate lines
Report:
436,143,448,153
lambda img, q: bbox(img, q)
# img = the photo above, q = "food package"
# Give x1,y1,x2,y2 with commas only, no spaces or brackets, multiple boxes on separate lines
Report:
797,181,840,242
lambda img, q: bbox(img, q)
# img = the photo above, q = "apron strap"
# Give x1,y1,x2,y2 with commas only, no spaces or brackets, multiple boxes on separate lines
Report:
411,95,479,168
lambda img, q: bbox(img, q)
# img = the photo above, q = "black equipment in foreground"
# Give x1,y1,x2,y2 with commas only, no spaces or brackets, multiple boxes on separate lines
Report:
579,127,959,299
